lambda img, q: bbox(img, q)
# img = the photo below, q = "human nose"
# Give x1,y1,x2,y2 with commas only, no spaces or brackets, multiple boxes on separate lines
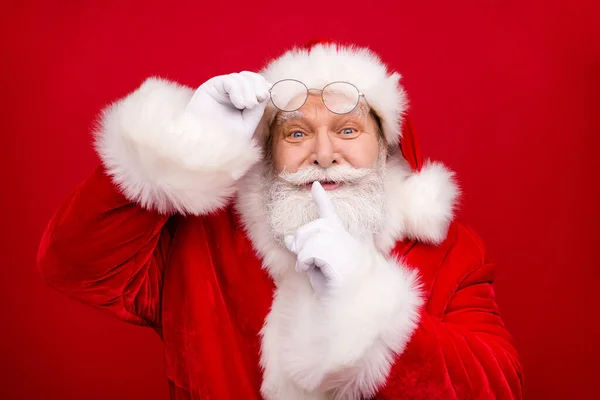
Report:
310,128,338,168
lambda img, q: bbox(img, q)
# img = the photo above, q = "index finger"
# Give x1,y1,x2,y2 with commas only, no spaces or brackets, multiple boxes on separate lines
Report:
239,71,271,101
311,181,337,218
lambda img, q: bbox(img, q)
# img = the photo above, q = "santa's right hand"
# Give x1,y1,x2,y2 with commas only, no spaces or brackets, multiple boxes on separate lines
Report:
185,71,271,139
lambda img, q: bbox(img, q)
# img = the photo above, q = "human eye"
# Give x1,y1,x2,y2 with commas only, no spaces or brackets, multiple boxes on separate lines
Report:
338,127,360,138
284,129,307,142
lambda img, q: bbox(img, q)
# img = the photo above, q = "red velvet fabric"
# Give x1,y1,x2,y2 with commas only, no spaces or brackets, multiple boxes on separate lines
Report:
399,117,423,172
37,166,522,399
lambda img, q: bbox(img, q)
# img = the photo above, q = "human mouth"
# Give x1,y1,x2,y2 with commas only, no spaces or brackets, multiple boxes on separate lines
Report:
304,180,343,191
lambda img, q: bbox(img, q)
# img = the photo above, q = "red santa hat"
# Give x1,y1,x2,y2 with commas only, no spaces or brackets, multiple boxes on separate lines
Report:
259,38,423,172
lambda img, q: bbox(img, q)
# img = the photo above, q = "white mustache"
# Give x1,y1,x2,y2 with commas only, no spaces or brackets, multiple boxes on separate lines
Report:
278,165,373,186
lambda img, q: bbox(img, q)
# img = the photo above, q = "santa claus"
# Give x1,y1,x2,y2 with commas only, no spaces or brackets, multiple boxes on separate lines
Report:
37,40,523,399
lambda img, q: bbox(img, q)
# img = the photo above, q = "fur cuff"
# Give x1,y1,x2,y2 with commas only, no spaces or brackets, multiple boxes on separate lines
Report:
317,249,423,398
94,77,261,215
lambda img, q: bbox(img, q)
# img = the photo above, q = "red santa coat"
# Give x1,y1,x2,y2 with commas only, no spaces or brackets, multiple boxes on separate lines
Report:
37,77,522,399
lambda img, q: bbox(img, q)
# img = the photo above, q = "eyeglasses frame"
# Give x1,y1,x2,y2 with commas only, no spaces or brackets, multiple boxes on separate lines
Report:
269,79,367,115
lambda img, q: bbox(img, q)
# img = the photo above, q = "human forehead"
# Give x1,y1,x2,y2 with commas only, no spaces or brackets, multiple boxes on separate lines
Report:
273,95,371,126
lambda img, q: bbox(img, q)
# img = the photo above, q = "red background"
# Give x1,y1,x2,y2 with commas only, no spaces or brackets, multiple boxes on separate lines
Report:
2,1,599,399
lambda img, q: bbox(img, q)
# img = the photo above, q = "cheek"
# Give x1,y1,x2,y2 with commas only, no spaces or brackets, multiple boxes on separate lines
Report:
342,135,381,168
272,141,308,173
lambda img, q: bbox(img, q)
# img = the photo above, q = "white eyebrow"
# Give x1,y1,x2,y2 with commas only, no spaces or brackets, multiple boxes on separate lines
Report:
275,111,305,123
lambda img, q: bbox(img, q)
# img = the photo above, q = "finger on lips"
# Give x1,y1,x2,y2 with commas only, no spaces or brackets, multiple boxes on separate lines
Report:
286,182,338,258
311,181,337,218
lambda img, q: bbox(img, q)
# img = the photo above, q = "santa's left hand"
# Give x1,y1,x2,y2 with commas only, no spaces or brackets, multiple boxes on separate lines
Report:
284,181,372,297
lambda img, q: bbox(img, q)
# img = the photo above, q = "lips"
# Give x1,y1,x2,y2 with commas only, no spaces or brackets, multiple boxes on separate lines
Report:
304,180,343,190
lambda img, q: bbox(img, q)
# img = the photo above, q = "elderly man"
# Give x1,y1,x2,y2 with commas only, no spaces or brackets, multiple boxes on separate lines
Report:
38,41,523,399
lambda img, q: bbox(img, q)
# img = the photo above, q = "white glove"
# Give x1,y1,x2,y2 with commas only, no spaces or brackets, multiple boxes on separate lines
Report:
185,71,270,139
284,182,372,297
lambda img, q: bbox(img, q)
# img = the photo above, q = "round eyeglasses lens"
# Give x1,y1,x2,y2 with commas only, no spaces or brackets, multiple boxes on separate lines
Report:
269,80,308,112
322,82,360,114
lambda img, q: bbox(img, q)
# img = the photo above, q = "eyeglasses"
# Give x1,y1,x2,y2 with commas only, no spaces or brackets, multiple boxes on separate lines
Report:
269,79,366,115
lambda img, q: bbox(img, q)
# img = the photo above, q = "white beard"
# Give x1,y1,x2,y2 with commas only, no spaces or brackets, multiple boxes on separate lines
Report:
261,162,387,244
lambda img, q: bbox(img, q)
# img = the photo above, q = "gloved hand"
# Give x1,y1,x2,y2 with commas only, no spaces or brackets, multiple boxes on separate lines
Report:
185,71,270,139
284,182,372,297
